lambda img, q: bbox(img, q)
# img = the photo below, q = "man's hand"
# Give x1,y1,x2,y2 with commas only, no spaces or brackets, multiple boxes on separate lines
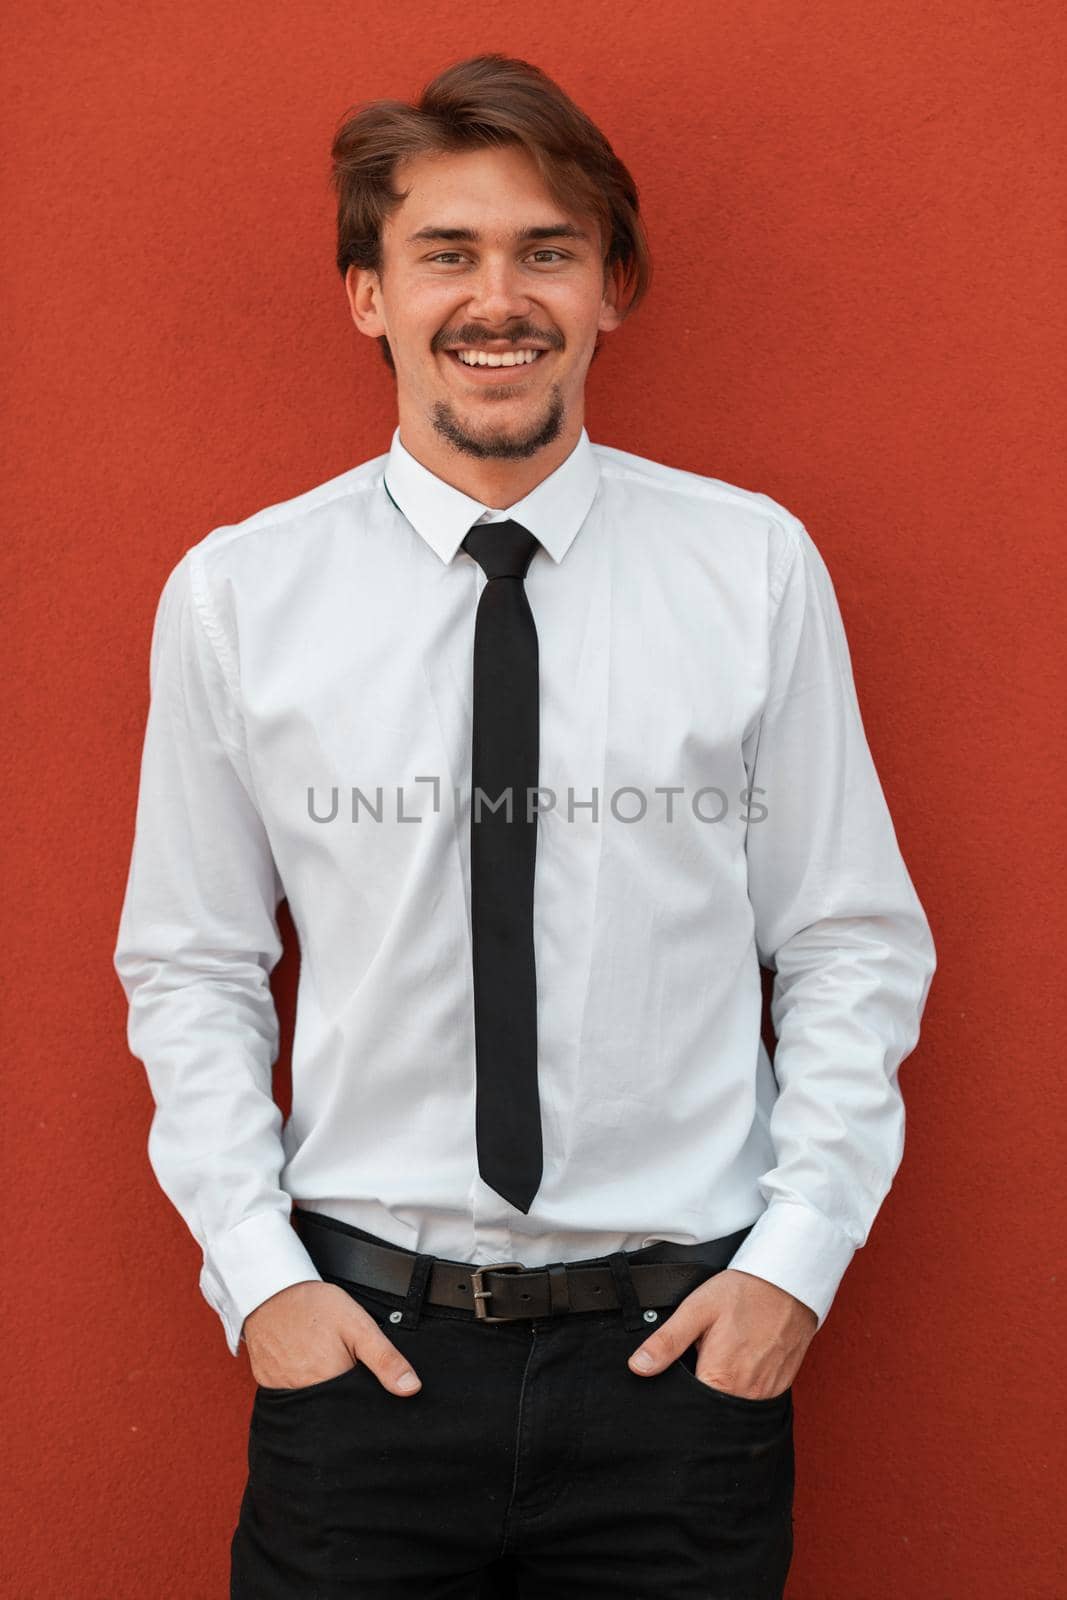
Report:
627,1268,818,1400
242,1281,422,1397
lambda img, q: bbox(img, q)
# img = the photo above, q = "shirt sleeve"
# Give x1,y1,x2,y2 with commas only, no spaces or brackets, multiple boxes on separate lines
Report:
726,513,937,1330
112,550,322,1356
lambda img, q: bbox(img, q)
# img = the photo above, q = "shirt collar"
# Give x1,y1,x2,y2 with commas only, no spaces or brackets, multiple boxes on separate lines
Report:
382,424,600,566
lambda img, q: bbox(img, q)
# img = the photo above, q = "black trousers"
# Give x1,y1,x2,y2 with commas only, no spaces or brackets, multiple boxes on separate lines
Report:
230,1218,795,1599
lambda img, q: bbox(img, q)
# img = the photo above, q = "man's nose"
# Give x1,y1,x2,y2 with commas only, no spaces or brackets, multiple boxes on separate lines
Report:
463,260,534,326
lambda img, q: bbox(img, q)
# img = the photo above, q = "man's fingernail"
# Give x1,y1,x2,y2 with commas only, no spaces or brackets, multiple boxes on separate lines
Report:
397,1371,420,1391
631,1351,655,1371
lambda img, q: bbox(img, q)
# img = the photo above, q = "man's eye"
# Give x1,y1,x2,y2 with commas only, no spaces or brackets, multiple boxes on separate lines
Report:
427,250,568,265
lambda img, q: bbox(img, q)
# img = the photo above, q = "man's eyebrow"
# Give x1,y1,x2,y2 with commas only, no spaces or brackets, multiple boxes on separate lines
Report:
404,223,591,247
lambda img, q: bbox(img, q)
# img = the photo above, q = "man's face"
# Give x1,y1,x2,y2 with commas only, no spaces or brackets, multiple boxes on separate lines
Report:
346,144,622,462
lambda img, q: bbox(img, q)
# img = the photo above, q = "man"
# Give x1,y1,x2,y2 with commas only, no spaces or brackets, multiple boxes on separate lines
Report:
113,52,936,1600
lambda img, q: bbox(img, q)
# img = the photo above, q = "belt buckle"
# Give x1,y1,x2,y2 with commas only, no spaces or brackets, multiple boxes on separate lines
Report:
470,1261,527,1322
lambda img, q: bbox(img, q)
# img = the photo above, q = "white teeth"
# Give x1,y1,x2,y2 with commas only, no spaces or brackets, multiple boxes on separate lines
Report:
454,348,543,367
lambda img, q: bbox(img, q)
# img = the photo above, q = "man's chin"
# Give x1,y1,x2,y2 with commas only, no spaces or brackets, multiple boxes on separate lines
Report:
429,394,566,461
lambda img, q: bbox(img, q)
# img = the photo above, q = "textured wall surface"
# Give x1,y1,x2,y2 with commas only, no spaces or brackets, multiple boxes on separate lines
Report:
5,1,1063,1595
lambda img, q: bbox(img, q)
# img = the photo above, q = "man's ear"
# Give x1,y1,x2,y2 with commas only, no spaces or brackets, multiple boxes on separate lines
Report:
597,259,626,336
345,265,387,340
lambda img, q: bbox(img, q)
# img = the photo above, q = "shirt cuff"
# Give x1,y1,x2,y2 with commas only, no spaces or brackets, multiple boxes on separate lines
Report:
199,1208,324,1356
725,1199,857,1331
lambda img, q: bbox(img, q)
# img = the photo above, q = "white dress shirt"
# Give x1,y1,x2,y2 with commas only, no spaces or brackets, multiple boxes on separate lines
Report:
113,424,936,1356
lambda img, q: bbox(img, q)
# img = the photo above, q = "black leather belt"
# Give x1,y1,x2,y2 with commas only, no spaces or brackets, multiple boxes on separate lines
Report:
293,1208,751,1323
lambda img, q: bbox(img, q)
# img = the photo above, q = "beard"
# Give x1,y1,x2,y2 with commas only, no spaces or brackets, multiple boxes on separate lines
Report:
429,380,567,461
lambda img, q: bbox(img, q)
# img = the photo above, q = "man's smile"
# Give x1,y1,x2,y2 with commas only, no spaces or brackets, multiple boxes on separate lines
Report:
438,343,554,385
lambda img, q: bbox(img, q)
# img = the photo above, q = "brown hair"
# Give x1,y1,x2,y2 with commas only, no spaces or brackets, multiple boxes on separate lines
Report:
329,54,652,372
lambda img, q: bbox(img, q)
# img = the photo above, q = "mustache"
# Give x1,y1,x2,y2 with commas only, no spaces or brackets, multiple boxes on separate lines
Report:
436,331,561,351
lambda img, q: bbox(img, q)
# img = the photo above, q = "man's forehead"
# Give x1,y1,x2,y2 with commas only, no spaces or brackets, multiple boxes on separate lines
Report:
378,150,604,261
390,150,584,228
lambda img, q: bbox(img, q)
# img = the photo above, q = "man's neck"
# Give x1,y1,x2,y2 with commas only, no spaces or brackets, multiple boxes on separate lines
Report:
396,417,584,510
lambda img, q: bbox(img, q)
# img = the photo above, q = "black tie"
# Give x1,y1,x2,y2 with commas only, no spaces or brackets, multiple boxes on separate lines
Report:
460,518,544,1214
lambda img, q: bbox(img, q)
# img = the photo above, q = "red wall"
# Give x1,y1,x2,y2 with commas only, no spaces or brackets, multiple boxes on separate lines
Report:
6,3,1063,1595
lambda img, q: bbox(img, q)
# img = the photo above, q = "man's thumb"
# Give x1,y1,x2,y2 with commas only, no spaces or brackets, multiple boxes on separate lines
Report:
346,1308,422,1395
628,1309,696,1374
